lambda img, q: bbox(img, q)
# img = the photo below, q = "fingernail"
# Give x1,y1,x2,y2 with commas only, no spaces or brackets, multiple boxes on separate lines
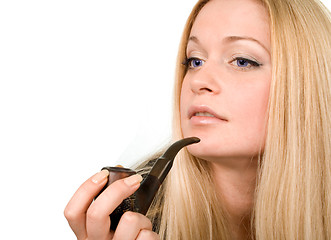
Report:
123,174,143,187
92,169,109,184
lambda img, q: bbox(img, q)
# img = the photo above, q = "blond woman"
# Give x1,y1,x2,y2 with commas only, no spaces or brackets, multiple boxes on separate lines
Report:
65,0,331,239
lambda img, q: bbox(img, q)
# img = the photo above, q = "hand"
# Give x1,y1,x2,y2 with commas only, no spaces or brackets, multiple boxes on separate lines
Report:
64,170,160,240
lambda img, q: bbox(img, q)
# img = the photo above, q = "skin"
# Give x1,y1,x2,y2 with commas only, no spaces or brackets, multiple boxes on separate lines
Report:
64,170,159,240
180,0,271,238
65,0,271,239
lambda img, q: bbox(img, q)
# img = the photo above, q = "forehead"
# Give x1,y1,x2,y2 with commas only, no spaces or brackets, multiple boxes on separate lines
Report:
190,0,270,49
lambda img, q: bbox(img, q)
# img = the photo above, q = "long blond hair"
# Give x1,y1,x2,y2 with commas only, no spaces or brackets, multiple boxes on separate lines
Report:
145,0,331,239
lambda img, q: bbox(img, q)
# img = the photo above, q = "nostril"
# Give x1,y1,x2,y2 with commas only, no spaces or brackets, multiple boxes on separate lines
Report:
200,87,213,92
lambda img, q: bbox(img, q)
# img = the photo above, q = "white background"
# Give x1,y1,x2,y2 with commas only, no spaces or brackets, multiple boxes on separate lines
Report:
0,0,330,239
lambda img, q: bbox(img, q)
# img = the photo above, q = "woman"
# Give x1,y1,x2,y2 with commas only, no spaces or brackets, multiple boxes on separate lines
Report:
64,0,331,239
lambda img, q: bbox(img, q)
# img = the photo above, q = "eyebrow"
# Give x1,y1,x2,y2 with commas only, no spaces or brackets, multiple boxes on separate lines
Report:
188,35,270,54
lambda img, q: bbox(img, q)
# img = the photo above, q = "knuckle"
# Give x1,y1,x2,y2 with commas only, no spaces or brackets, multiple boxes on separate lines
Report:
145,218,153,230
120,211,153,230
64,207,78,222
121,211,138,224
86,206,103,222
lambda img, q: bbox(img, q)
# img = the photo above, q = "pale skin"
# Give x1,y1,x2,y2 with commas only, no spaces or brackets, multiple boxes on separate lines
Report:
65,0,271,239
64,170,159,240
181,0,271,239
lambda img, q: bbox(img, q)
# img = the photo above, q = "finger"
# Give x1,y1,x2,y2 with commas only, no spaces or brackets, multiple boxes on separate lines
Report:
112,211,153,240
64,170,109,239
86,174,143,240
136,229,160,240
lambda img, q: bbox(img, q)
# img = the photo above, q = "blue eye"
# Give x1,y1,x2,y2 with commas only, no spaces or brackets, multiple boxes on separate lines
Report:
232,57,261,69
191,59,204,68
237,59,249,67
182,57,204,69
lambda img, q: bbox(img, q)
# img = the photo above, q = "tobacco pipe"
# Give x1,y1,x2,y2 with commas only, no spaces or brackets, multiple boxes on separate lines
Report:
98,137,200,230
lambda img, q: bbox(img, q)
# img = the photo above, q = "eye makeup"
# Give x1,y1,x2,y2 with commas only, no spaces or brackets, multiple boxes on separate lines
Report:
228,55,262,70
182,57,205,69
182,55,262,71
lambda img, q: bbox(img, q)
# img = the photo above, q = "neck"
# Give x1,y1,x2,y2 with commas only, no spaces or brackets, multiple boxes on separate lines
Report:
210,156,258,240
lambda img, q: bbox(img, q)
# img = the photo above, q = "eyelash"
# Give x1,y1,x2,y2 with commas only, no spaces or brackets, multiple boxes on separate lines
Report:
182,57,204,69
182,57,262,70
229,57,262,70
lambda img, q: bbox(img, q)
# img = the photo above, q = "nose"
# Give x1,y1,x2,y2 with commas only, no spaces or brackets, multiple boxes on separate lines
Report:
188,62,221,95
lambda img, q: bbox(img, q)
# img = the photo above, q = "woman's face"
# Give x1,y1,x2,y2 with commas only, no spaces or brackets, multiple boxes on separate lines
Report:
180,0,271,162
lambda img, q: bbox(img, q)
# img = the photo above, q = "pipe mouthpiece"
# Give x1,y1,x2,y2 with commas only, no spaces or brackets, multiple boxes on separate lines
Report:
161,137,200,160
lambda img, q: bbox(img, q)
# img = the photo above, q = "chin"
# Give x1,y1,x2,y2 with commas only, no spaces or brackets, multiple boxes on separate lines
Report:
185,138,222,160
185,134,264,162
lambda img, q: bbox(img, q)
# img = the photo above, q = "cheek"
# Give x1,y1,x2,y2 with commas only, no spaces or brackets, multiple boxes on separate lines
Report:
233,80,270,137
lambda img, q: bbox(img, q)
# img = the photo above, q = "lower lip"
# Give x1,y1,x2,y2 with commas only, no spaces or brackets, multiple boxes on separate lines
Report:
190,116,227,125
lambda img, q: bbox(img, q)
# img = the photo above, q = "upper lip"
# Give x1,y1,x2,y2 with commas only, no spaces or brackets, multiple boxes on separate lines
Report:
188,105,228,121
